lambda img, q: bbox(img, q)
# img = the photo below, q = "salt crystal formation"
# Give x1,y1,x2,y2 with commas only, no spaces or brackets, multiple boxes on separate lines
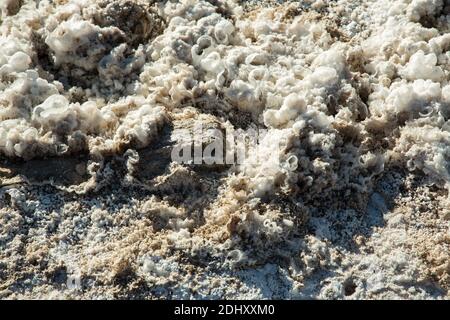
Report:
0,0,449,299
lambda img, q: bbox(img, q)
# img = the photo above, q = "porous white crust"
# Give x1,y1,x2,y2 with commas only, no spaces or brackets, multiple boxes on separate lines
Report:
0,0,449,299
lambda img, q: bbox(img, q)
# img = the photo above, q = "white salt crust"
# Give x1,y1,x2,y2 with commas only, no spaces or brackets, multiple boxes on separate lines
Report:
0,0,449,299
1,1,449,194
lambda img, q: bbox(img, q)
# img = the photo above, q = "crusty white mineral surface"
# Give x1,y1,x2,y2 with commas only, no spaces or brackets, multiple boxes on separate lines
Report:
0,0,449,299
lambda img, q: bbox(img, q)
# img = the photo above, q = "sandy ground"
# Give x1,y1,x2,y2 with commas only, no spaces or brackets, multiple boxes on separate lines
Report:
1,141,448,299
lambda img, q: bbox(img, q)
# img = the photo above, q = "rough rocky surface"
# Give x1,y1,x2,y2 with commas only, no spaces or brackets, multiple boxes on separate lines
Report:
0,0,449,299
